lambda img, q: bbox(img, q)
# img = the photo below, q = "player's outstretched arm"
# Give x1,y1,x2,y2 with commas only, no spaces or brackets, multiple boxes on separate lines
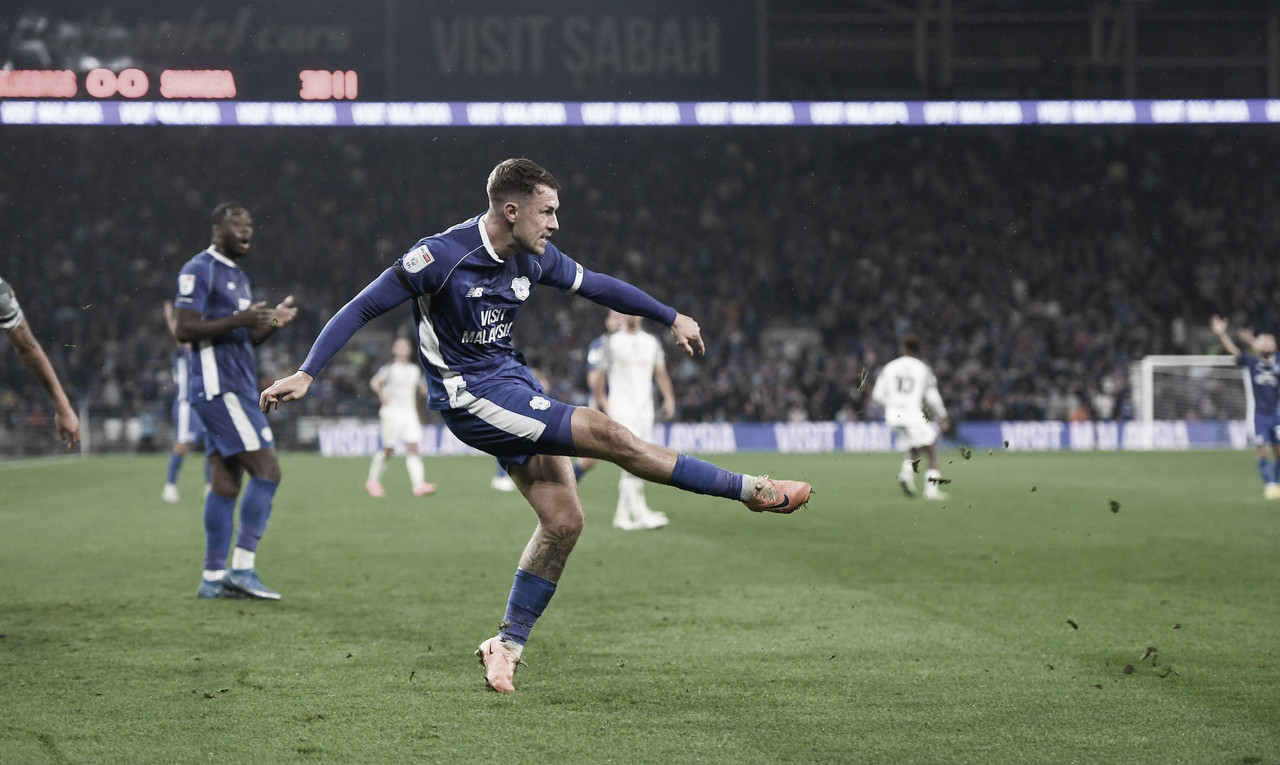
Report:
261,371,314,412
260,270,413,414
6,317,80,447
1237,326,1258,352
1210,314,1242,357
670,312,704,357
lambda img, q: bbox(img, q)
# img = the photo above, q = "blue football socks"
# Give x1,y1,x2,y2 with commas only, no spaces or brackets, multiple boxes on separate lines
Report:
165,451,184,484
667,454,745,500
236,477,278,552
203,492,236,571
498,569,557,646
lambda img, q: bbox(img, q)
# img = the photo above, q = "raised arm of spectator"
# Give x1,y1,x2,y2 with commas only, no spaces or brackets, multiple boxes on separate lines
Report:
1236,326,1258,353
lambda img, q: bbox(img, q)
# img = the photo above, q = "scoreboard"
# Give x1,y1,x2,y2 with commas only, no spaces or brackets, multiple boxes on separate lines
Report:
0,67,363,101
1,1,385,101
0,0,760,102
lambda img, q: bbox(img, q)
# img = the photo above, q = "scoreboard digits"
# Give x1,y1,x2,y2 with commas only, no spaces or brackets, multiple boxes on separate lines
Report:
299,70,358,100
0,68,360,100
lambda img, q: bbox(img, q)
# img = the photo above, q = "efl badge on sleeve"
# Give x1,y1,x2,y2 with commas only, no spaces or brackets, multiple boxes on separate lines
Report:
178,274,196,295
403,244,434,273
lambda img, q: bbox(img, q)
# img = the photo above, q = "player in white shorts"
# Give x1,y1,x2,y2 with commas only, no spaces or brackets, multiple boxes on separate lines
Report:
592,311,676,529
366,337,437,497
871,333,950,499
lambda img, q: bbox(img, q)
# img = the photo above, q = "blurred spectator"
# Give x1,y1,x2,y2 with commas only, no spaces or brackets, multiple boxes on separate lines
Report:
2,125,1273,435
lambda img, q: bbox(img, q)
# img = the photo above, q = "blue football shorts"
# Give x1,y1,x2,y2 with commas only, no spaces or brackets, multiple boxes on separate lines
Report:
193,391,276,457
1252,414,1280,447
440,379,577,471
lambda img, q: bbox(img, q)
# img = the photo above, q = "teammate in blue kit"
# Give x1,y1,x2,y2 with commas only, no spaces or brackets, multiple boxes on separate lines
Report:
1211,314,1280,498
161,300,210,504
260,158,811,692
173,203,298,599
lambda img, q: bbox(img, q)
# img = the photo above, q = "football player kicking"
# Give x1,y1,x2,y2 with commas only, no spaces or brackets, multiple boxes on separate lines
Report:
261,158,811,693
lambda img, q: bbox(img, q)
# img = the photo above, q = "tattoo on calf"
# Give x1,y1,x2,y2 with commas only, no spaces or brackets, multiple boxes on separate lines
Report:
521,523,579,580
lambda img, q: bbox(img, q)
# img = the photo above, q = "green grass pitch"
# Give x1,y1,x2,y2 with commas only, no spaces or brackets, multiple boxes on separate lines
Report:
1,449,1278,763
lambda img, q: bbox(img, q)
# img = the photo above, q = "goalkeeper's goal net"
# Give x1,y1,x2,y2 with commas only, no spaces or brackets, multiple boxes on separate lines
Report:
1130,355,1250,448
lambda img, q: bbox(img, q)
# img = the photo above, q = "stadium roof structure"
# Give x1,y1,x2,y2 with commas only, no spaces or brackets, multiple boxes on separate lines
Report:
769,0,1280,101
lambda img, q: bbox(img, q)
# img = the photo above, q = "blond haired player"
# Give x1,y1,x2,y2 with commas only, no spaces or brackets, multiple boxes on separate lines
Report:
871,334,950,499
366,337,437,497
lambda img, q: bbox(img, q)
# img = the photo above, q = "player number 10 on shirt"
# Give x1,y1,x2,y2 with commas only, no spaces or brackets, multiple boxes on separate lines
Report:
300,70,358,100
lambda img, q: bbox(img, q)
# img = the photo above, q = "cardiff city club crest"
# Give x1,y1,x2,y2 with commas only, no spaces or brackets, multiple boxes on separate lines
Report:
511,276,531,301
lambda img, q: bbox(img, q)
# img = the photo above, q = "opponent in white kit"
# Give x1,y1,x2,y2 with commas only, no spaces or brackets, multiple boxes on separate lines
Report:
366,337,437,497
591,310,676,530
871,333,950,500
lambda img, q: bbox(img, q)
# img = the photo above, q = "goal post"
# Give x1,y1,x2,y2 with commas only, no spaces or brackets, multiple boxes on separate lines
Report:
1131,355,1250,449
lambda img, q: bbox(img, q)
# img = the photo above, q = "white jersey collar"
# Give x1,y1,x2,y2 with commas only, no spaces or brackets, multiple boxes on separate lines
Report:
207,246,240,268
477,214,504,264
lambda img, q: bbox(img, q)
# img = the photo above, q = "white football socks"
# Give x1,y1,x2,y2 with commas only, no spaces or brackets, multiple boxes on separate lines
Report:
924,468,943,496
368,450,387,482
407,455,425,485
231,547,255,571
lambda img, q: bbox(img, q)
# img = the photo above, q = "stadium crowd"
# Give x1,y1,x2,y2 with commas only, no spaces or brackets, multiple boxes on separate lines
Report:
2,125,1276,444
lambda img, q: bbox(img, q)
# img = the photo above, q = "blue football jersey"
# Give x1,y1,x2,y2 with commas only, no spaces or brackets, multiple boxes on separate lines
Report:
173,248,259,400
391,214,584,410
1240,354,1280,417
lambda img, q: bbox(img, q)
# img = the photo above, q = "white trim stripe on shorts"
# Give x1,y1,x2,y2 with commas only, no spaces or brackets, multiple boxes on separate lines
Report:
199,341,221,399
461,391,547,442
221,391,262,451
176,400,194,442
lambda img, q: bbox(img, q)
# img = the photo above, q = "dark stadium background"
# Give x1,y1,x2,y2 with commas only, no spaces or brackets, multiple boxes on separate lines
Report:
2,0,1276,454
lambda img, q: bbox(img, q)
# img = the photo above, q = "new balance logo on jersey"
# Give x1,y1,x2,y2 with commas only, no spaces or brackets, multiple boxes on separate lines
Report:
466,287,484,298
